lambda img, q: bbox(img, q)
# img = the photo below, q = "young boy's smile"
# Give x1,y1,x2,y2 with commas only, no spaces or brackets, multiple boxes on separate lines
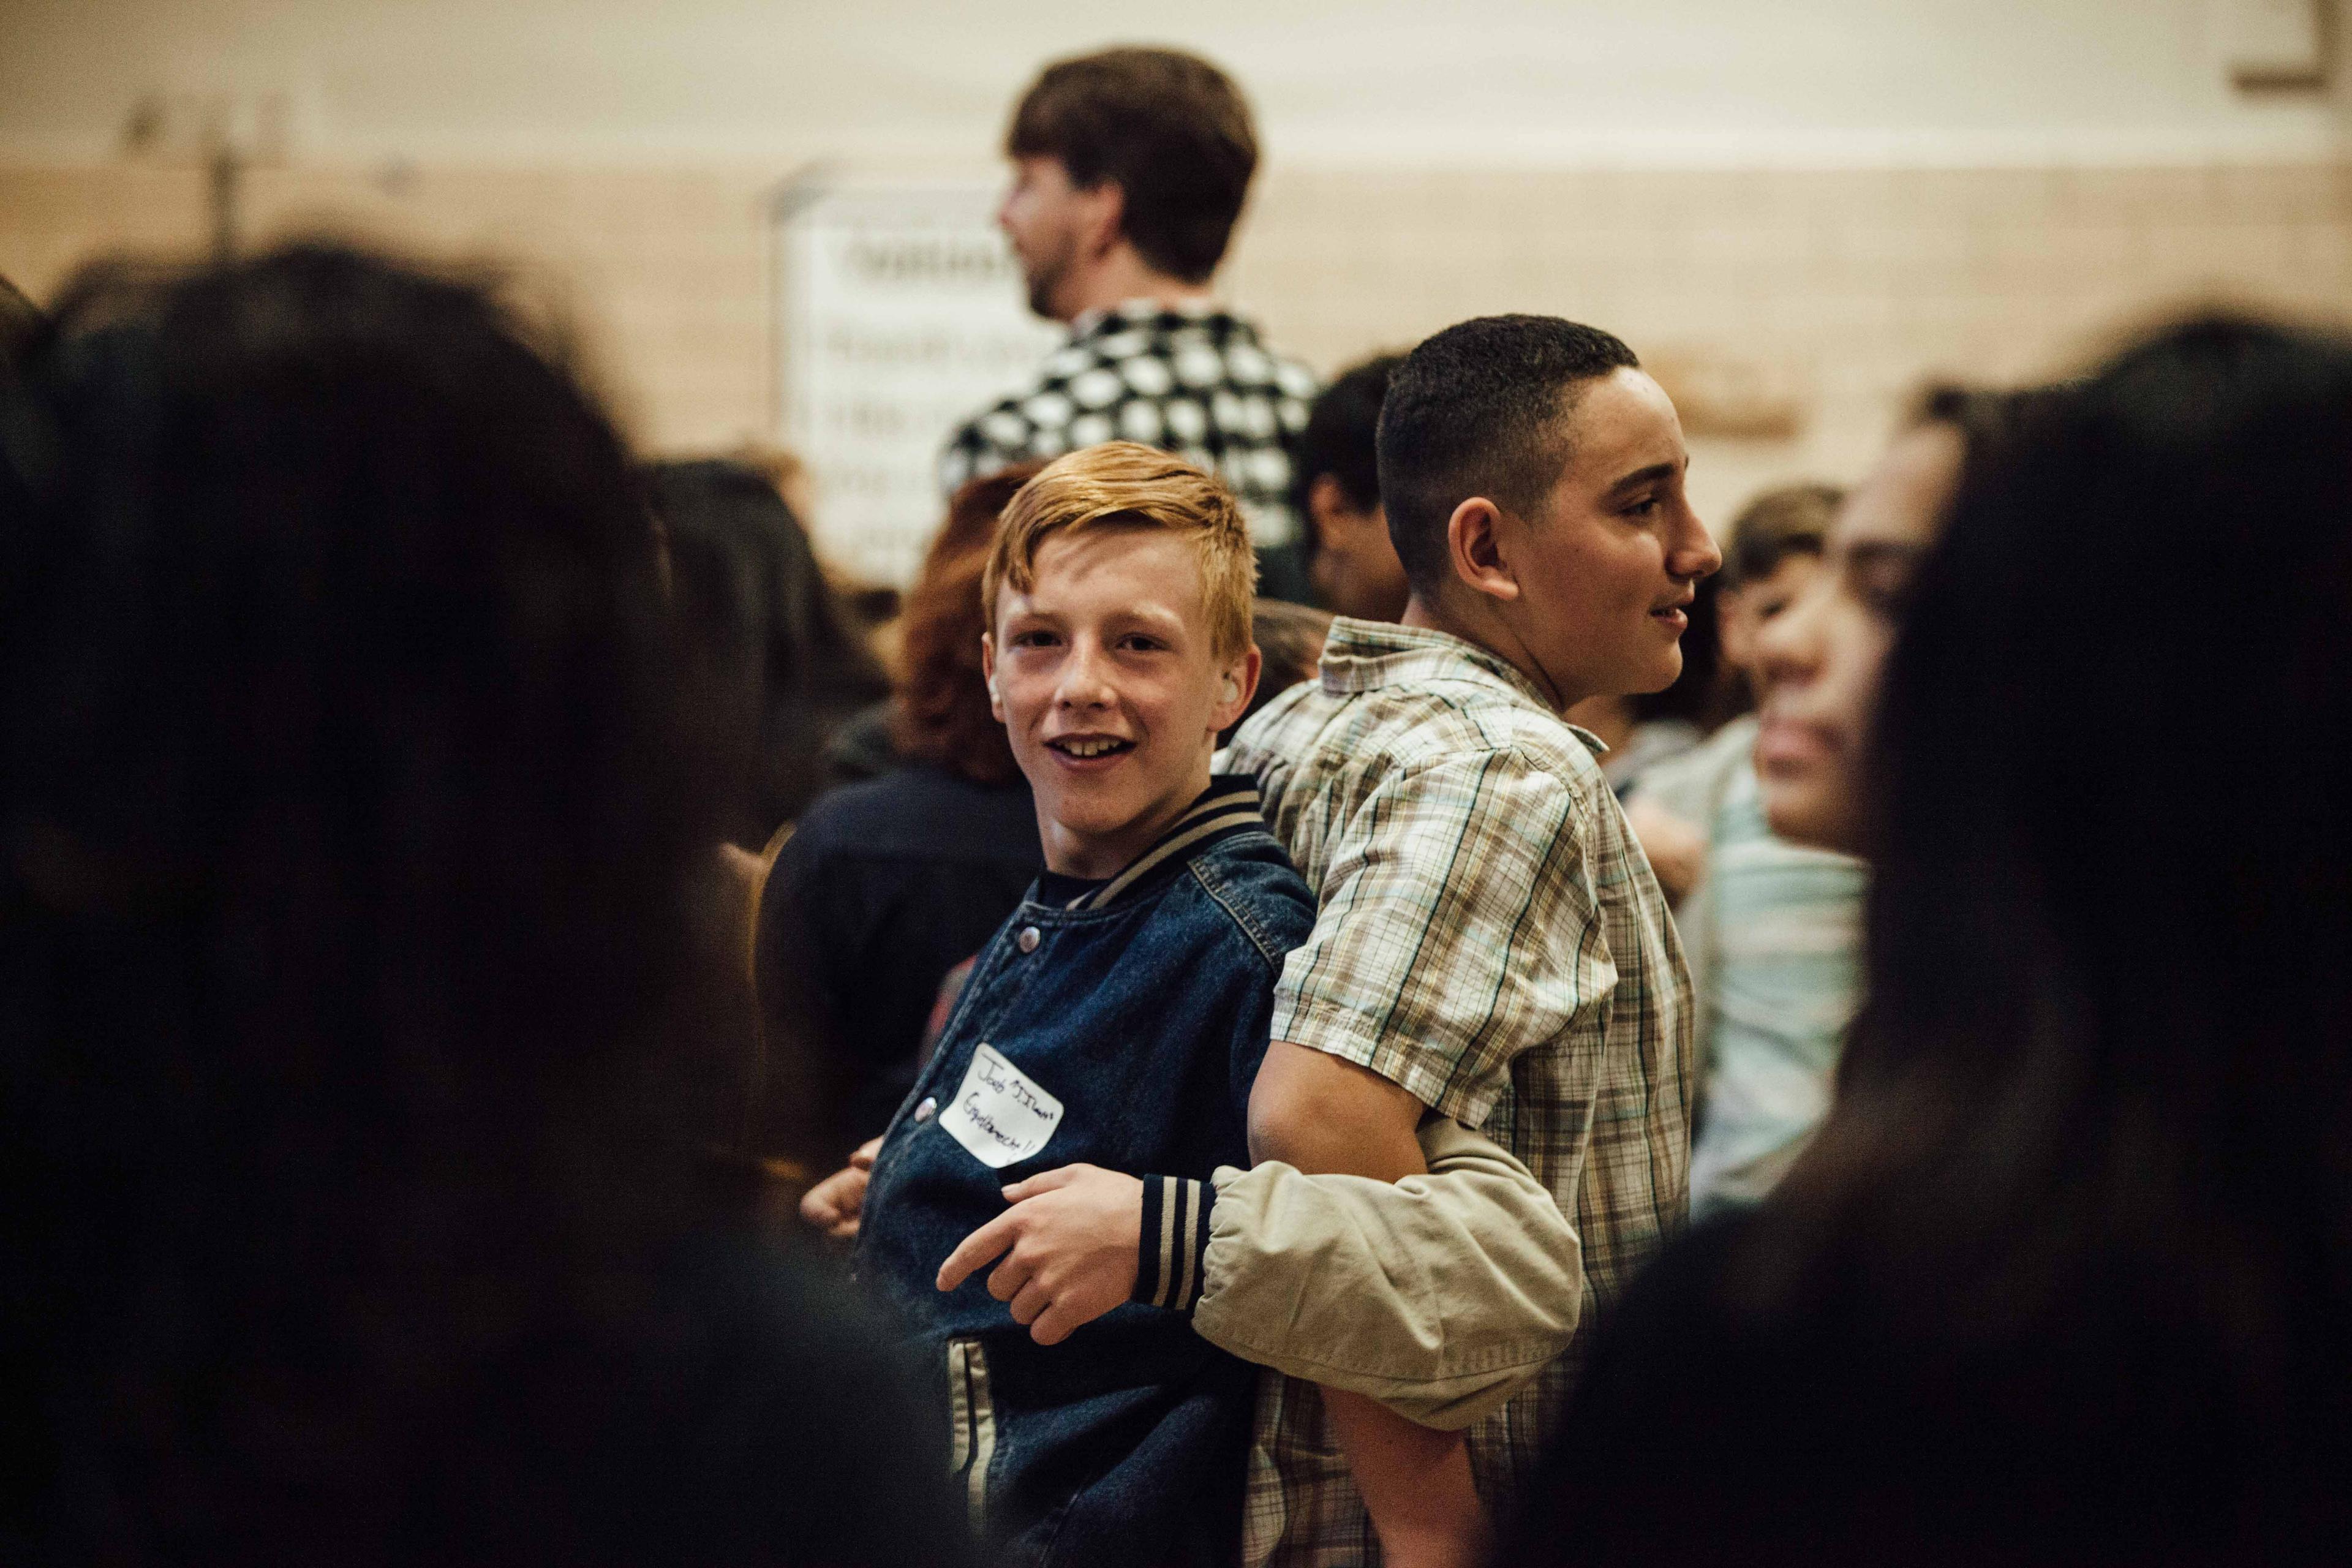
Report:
986,526,1258,880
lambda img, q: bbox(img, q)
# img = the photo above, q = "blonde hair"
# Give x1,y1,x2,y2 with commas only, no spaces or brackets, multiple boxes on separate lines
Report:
982,442,1257,660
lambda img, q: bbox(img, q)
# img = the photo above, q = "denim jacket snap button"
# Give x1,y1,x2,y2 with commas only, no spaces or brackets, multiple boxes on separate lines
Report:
1016,925,1041,954
913,1096,937,1122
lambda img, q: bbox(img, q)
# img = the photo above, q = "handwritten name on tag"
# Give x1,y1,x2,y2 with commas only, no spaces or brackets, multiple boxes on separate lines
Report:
941,1044,1065,1169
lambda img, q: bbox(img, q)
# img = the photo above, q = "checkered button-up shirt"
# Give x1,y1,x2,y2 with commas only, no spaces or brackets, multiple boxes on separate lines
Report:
1223,617,1695,1568
939,299,1319,548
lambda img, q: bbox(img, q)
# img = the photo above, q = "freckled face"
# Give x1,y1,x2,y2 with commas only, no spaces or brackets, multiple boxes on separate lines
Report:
984,528,1256,879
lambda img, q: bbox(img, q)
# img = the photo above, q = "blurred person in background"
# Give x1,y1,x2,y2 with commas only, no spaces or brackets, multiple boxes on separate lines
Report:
644,458,889,848
821,459,1039,786
754,468,1045,1165
1,273,38,518
1748,386,2026,855
726,442,818,537
1714,483,1842,716
1297,352,1409,622
941,46,1323,602
1231,598,1335,742
1621,483,1864,1217
0,244,962,1566
1510,317,2352,1562
1,271,39,363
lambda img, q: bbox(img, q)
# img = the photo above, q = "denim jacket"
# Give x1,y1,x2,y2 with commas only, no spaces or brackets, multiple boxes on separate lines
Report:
859,777,1315,1568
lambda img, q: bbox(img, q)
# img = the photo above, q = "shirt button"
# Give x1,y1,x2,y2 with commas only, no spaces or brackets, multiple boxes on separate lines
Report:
913,1096,937,1123
1017,926,1041,954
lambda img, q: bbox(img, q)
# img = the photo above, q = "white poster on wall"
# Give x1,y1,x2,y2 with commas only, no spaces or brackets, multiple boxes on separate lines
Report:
773,175,1062,589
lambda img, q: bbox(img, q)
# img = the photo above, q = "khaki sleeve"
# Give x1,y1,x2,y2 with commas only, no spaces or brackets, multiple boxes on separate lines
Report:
1189,1117,1582,1431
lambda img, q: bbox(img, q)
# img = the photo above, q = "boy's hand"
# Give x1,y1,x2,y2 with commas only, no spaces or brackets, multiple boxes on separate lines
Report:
798,1136,882,1240
935,1165,1142,1346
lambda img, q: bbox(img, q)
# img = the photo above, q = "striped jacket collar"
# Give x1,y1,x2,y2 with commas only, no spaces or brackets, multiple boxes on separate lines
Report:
1059,774,1267,912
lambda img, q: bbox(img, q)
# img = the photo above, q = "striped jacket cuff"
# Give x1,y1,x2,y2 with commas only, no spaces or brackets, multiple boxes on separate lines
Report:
1133,1175,1213,1313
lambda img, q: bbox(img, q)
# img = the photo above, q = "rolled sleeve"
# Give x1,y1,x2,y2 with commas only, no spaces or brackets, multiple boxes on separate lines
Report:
1268,751,1617,1126
1191,1117,1583,1430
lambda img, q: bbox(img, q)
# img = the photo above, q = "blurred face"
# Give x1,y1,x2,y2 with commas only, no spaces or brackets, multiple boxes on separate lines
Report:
1753,423,1963,853
984,528,1258,879
1307,474,1411,622
998,156,1100,323
1719,552,1822,692
1501,368,1721,707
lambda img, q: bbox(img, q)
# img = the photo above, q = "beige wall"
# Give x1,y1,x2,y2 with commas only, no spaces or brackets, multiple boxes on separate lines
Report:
8,0,2348,165
6,156,2350,551
9,2,2350,554
0,163,775,455
1233,160,2352,513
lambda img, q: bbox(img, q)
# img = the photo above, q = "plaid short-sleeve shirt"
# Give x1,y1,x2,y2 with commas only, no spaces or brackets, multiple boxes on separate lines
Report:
1223,617,1695,1567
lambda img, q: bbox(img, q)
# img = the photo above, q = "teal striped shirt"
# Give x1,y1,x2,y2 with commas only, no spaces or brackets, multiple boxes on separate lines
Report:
1632,715,1866,1218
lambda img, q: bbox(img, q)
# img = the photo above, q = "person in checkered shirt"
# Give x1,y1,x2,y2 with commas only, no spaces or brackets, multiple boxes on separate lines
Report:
940,47,1322,604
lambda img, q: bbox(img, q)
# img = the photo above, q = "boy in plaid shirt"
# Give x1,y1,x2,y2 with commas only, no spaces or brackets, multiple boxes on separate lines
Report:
966,315,1717,1566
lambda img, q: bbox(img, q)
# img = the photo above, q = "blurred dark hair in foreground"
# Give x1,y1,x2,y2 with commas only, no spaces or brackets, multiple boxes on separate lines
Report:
1832,314,2352,1389
0,270,40,363
0,243,960,1564
1514,314,2352,1564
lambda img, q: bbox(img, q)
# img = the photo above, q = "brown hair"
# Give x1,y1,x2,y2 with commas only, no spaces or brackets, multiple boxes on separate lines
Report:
984,442,1256,661
1006,47,1257,284
891,466,1041,787
1722,481,1843,592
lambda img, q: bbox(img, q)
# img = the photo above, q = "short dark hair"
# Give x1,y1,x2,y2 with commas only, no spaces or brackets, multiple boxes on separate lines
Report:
1722,481,1842,591
1377,315,1641,592
1006,47,1257,284
1293,352,1402,544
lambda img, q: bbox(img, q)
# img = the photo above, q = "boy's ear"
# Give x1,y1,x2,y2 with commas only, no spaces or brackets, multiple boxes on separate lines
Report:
981,633,1006,723
1447,496,1521,605
1212,645,1262,735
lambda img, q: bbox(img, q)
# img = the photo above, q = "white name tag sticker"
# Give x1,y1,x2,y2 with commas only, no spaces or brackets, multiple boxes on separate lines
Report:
941,1044,1065,1169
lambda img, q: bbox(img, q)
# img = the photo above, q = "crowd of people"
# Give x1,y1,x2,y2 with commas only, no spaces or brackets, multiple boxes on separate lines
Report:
6,39,2350,1568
